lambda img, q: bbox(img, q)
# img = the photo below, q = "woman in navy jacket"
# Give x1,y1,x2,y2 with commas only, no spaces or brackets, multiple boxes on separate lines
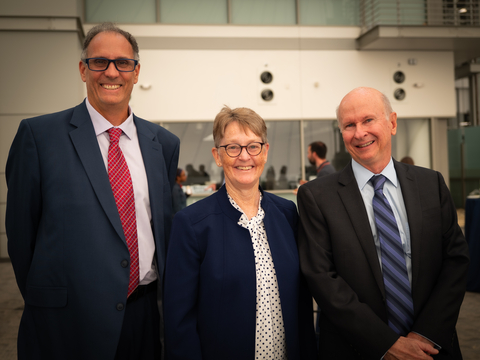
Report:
164,106,316,360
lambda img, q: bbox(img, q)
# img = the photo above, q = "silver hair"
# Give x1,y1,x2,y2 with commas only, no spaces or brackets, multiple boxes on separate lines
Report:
81,22,139,61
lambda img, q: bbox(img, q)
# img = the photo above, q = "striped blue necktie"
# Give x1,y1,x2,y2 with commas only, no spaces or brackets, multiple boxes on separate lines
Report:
370,175,414,336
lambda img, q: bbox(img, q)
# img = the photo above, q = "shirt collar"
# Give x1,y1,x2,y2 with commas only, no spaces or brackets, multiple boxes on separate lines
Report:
85,97,135,139
351,158,398,190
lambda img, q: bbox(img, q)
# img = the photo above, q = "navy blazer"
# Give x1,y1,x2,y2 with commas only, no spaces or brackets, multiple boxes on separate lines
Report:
298,160,469,359
164,185,317,360
5,101,179,360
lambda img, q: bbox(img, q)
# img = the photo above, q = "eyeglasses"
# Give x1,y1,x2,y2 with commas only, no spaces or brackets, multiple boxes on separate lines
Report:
83,58,138,72
217,142,265,157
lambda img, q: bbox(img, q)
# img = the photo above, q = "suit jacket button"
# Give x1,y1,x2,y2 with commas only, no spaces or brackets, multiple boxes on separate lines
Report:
121,260,128,268
116,303,125,311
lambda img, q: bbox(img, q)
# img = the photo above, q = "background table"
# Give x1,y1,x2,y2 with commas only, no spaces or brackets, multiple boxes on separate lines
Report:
466,196,480,292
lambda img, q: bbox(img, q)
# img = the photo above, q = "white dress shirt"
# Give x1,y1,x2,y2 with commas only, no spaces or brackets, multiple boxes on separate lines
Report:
86,98,157,284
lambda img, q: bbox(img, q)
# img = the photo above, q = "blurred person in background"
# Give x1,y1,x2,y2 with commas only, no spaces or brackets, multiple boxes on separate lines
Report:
172,168,188,215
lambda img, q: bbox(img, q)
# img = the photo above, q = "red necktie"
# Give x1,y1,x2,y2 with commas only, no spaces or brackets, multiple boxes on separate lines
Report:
108,128,139,297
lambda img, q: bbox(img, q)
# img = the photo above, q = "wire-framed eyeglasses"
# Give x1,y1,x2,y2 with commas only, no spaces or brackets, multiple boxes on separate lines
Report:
217,142,265,157
83,58,138,72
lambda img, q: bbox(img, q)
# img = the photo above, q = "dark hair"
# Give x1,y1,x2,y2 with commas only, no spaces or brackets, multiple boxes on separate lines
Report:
400,156,414,165
81,22,139,61
309,141,327,159
176,168,184,178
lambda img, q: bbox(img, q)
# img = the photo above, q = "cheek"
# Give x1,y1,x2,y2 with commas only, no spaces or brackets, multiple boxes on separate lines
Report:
342,133,353,145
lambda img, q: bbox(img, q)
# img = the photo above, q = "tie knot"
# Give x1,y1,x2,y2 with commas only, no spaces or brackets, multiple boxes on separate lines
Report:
108,127,122,144
370,174,386,191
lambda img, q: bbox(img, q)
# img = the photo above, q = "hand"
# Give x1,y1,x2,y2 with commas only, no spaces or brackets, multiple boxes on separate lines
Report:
406,332,435,348
204,183,216,191
293,179,308,195
384,336,439,360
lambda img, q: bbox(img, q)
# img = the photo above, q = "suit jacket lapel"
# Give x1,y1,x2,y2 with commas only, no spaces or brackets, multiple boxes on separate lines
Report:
68,102,125,242
338,163,385,295
394,161,422,292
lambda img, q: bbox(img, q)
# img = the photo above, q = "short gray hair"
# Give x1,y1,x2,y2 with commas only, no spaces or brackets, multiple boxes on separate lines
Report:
213,106,268,148
81,22,139,61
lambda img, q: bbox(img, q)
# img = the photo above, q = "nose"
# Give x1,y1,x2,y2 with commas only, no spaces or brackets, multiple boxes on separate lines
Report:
104,61,119,77
238,147,251,160
353,124,367,139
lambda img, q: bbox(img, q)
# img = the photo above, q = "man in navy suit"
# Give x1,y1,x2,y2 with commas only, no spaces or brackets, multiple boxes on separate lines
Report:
298,87,469,359
6,23,179,359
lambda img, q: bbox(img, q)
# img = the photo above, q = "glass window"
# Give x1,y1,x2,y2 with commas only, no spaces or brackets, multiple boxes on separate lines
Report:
448,126,480,207
163,120,302,191
86,0,156,23
261,120,301,190
160,0,228,24
371,0,425,26
299,0,359,25
303,120,350,178
163,122,219,187
162,117,432,197
394,118,431,168
231,0,296,25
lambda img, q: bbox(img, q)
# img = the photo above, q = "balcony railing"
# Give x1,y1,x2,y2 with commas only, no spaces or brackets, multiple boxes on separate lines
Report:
360,0,480,31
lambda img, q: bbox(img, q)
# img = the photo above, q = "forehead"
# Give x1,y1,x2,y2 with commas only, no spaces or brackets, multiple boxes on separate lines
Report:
223,121,259,140
87,32,133,58
339,94,384,123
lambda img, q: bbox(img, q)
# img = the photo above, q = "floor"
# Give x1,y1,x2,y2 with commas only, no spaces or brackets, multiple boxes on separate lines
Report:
1,210,479,358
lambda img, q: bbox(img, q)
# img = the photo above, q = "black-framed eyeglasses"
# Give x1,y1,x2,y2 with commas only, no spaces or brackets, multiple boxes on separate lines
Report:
83,58,138,72
217,142,265,157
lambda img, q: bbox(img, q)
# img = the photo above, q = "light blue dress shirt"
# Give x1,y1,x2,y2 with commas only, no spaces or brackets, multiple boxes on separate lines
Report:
351,158,412,284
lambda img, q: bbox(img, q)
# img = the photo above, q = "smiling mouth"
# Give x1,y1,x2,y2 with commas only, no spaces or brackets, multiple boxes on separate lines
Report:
357,141,374,148
236,166,253,170
102,84,121,90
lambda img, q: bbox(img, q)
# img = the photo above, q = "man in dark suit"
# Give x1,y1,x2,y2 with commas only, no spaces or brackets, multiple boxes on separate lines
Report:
5,23,179,359
297,87,469,359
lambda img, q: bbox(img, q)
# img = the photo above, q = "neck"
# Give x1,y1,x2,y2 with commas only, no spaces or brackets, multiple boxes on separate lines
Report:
225,181,260,220
97,104,130,127
361,158,390,175
316,158,327,167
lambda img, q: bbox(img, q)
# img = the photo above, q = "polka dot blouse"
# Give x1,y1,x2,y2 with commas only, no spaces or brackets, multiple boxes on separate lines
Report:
228,192,288,360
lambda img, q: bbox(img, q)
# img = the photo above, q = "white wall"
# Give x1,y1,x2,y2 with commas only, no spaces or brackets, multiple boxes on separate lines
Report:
130,49,455,121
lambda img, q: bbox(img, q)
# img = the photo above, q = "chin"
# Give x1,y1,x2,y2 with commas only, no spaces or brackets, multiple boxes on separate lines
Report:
233,178,259,188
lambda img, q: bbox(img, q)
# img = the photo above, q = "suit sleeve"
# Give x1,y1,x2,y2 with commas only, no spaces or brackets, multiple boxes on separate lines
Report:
5,120,42,298
410,172,469,349
164,210,203,360
297,185,399,359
